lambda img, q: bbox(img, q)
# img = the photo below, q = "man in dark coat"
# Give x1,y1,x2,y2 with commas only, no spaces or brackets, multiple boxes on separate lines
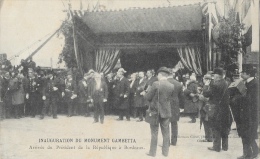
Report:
128,73,138,118
134,71,147,122
78,73,90,116
237,65,259,159
25,69,41,117
145,67,174,157
203,68,232,152
64,73,77,117
145,69,158,92
88,73,108,124
115,68,130,121
2,72,11,119
40,71,64,119
167,68,184,146
105,73,115,115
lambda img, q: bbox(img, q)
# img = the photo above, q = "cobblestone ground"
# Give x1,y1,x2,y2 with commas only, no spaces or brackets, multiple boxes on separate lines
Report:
0,115,259,159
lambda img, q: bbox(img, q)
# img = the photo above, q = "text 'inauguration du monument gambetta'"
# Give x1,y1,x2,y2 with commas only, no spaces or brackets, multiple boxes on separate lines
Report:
29,138,145,151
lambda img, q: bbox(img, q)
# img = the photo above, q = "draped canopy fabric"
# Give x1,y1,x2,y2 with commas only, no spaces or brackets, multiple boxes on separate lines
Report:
177,46,202,75
95,49,121,75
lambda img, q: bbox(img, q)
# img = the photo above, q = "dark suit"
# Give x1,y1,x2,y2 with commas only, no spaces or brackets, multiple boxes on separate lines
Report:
64,79,77,116
167,77,184,145
26,77,41,117
88,80,108,123
115,77,130,120
78,79,89,116
41,78,61,118
203,78,232,151
145,79,174,156
129,79,138,117
240,78,259,158
134,78,147,120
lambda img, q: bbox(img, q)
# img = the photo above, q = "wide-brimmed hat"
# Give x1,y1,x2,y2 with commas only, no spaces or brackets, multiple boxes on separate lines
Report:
157,67,170,75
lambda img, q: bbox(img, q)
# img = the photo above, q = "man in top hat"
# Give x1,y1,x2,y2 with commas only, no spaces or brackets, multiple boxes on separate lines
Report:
237,65,259,159
40,70,64,119
167,68,184,146
114,68,130,121
145,67,174,157
88,73,108,124
203,67,232,152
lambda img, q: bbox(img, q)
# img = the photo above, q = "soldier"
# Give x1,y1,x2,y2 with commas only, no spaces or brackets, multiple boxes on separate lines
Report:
88,73,108,124
64,72,77,117
78,73,90,116
40,71,64,119
25,69,40,117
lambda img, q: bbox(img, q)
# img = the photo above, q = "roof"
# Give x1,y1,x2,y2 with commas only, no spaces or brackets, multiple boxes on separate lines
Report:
80,4,203,34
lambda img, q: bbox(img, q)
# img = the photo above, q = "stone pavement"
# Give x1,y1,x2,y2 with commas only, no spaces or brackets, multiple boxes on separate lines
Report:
0,115,258,159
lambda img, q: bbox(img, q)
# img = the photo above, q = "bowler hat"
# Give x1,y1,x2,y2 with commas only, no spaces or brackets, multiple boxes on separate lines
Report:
213,68,224,76
157,67,170,74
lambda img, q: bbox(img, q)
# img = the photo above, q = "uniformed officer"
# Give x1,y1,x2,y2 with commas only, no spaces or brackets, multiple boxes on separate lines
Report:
40,70,64,119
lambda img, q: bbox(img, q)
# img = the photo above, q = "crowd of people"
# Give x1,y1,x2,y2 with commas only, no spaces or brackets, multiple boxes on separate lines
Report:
0,56,258,159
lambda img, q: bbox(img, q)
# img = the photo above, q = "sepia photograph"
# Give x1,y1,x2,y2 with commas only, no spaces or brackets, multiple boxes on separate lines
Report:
0,0,259,158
